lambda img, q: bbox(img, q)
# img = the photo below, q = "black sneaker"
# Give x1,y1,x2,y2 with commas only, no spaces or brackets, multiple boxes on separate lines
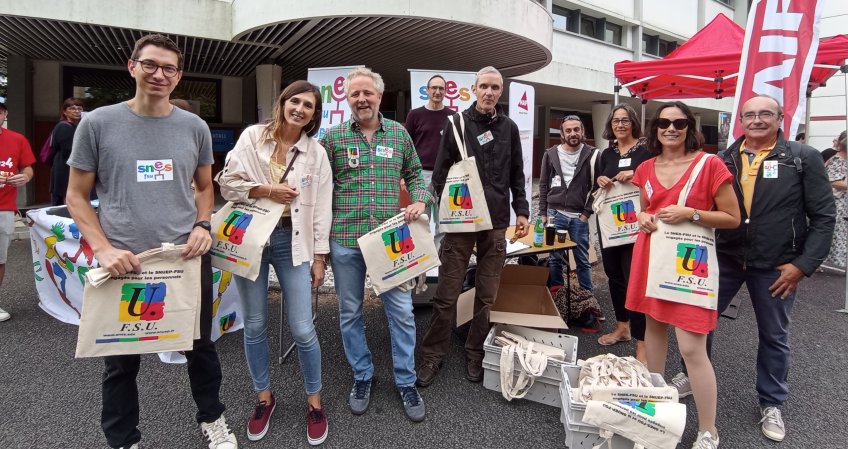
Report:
348,378,372,415
416,361,442,387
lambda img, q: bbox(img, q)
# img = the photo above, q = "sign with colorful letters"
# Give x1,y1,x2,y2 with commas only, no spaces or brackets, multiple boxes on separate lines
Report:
308,66,360,139
409,69,475,112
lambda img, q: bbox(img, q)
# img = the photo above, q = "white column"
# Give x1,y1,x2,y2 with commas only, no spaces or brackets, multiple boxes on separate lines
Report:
255,64,282,123
592,102,612,150
695,113,702,132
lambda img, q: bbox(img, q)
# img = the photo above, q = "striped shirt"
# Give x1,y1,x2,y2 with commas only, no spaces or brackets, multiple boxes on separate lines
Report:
320,115,434,248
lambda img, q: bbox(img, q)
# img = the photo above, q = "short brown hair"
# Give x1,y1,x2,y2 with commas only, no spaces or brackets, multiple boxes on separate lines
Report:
265,80,323,139
131,34,183,69
646,101,702,154
602,103,642,140
60,97,84,120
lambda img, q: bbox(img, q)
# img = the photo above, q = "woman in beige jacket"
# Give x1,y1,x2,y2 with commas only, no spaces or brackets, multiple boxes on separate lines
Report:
216,80,332,446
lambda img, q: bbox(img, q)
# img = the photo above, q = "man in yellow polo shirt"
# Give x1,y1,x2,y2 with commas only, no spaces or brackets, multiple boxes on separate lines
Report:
713,95,834,442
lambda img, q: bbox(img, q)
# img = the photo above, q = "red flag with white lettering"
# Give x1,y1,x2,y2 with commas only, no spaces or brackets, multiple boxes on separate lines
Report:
730,0,825,140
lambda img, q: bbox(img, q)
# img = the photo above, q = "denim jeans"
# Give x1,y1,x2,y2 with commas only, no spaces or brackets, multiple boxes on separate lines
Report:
102,254,225,449
547,209,593,291
234,226,322,395
330,240,417,386
682,253,795,406
419,228,507,364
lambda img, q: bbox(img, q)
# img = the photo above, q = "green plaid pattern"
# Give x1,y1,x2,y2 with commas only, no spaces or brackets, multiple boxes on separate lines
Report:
320,116,434,247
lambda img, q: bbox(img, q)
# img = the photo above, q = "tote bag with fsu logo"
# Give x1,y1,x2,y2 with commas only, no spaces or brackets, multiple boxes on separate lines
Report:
437,113,493,233
644,155,719,309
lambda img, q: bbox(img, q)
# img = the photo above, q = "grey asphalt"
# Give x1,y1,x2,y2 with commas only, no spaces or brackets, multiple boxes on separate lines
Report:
0,238,846,449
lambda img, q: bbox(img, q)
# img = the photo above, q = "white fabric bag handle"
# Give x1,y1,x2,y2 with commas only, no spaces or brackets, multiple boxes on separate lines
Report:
497,332,548,401
676,153,713,207
449,113,470,160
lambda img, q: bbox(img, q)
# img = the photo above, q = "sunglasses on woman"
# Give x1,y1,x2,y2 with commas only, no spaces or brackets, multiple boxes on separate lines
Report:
656,118,689,130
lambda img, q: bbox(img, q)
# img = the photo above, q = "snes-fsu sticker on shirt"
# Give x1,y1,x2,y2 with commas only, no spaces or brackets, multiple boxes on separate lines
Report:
137,159,174,182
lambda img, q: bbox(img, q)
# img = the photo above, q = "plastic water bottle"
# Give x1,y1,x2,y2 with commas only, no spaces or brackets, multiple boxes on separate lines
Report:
533,216,544,247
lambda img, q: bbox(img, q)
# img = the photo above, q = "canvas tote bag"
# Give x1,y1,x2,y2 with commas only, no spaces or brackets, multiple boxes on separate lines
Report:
644,154,719,309
357,212,441,295
592,181,641,247
210,152,298,280
76,243,202,358
437,113,493,233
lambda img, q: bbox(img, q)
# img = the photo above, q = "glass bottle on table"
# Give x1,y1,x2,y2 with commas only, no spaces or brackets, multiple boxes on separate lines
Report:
533,216,544,247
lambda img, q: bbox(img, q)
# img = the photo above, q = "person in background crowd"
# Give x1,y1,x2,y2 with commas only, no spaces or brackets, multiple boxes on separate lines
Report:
66,33,238,449
821,135,839,165
795,132,805,145
594,104,651,363
49,97,84,206
417,66,530,387
319,67,433,423
404,74,455,248
539,115,596,291
627,101,740,449
822,130,846,272
216,80,332,445
673,95,835,444
0,101,36,323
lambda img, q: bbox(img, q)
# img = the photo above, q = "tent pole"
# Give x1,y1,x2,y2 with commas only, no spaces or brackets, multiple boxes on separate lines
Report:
614,83,621,105
641,100,647,133
839,63,848,315
805,93,811,140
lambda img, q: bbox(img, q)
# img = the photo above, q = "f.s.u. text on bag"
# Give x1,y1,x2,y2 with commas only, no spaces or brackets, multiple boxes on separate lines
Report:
357,212,441,295
209,198,286,281
438,113,493,233
76,244,201,358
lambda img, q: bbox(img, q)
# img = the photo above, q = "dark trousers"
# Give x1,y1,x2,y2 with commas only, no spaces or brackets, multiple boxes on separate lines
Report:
600,242,645,340
419,228,506,364
682,253,795,406
101,254,225,448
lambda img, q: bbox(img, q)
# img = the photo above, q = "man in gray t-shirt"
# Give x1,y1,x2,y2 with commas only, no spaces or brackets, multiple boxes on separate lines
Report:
65,34,238,449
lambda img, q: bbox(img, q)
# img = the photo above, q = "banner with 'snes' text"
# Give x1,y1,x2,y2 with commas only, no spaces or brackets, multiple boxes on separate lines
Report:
409,69,476,113
308,66,360,139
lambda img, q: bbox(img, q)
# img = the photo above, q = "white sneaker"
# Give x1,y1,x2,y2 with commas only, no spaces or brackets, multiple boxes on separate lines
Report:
760,406,786,442
691,430,719,449
200,415,238,449
0,306,10,322
671,372,692,398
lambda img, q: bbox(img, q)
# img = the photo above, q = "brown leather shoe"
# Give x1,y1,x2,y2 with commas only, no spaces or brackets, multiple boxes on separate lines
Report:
416,361,442,387
465,359,483,382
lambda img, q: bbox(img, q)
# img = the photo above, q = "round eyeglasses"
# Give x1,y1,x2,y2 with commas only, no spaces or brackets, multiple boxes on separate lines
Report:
133,59,181,78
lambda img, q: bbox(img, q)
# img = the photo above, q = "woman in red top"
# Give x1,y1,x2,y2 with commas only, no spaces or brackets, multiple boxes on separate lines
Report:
626,102,740,449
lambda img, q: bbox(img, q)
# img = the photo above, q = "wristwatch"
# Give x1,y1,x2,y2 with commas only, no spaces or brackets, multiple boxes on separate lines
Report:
193,220,212,231
690,210,701,222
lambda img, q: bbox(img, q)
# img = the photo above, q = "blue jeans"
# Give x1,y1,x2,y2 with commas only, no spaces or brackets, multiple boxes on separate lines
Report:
547,209,593,291
330,240,417,386
234,226,322,395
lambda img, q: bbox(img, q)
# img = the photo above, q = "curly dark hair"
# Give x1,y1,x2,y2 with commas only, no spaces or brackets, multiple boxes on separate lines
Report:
646,101,702,154
602,103,641,141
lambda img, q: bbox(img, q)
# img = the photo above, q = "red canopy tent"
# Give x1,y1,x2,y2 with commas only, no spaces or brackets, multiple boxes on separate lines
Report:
614,13,848,101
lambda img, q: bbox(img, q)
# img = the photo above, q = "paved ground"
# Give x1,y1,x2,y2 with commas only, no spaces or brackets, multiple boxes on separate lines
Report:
0,238,846,449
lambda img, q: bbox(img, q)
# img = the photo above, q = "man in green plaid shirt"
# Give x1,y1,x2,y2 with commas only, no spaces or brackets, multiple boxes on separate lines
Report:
319,67,433,423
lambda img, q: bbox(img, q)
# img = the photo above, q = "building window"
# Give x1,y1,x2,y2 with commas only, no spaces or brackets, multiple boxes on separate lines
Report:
714,0,733,6
580,16,597,39
604,22,622,45
642,34,677,57
552,6,579,33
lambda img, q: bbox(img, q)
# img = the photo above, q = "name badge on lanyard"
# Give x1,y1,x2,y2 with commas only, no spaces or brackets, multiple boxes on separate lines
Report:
645,180,654,199
551,175,562,188
619,158,631,168
375,145,394,158
477,131,494,145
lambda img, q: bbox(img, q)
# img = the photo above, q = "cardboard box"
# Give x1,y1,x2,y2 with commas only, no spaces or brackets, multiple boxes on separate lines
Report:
456,264,566,329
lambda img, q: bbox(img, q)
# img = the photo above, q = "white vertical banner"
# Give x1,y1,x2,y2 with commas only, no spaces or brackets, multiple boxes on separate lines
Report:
409,69,476,113
508,82,535,225
307,66,360,139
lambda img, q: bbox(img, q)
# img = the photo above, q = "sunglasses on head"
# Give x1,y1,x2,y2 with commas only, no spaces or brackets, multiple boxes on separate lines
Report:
656,118,689,130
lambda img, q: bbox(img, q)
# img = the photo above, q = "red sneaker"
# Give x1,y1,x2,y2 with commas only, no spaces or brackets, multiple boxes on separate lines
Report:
246,393,276,441
307,405,328,446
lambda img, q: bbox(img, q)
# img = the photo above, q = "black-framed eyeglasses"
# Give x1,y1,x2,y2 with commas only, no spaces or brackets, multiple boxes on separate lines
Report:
611,118,631,126
656,118,689,130
66,106,84,112
132,59,181,78
740,111,778,122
